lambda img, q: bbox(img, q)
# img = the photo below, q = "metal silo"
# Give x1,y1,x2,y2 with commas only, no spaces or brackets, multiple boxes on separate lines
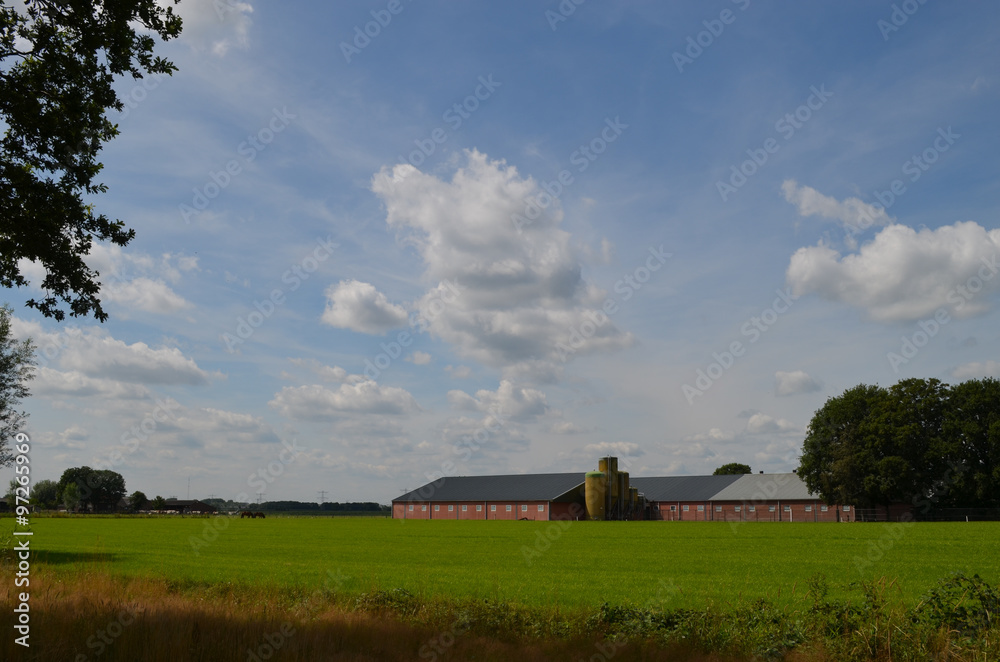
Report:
585,471,607,521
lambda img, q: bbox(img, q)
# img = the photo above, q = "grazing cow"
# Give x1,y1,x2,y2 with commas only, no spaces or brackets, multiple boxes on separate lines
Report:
239,510,251,518
255,511,266,519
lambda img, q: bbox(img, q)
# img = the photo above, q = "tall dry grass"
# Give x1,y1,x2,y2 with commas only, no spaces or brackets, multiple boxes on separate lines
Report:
1,568,728,662
2,566,996,661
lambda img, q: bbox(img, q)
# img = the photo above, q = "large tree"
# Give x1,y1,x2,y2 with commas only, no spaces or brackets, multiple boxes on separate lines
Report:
799,378,1000,514
0,303,34,466
797,383,890,509
1,0,182,321
128,489,148,512
713,462,752,475
58,465,127,512
30,477,59,508
943,378,1000,508
863,378,948,513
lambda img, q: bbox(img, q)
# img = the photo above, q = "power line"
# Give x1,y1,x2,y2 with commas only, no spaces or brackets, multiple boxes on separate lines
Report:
317,490,328,504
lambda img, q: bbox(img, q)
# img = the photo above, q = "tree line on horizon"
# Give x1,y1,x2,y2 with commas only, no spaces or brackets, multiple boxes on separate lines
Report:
4,466,389,513
797,377,999,516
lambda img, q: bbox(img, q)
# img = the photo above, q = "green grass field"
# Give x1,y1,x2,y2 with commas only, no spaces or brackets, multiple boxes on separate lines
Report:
11,517,1000,610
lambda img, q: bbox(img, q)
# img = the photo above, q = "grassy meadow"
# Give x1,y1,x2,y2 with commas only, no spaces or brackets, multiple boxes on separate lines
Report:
11,516,1000,609
3,517,1000,661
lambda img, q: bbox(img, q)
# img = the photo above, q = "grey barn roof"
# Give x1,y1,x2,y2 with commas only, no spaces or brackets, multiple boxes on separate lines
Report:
395,472,584,502
709,473,816,501
629,475,743,502
394,471,818,503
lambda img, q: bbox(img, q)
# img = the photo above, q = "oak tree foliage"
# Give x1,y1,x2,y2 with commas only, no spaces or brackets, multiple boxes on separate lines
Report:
1,0,182,321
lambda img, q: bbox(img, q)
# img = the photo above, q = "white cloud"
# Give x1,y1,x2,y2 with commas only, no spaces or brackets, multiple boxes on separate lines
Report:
17,245,194,315
446,380,548,422
169,0,254,56
683,428,736,443
321,280,409,334
775,370,821,396
56,329,211,385
782,180,892,242
371,150,633,381
549,421,585,434
269,382,420,419
32,367,151,400
287,358,364,384
445,365,472,379
787,221,1000,322
582,441,644,458
14,320,211,386
952,361,1000,380
746,413,800,435
406,351,432,365
103,277,191,313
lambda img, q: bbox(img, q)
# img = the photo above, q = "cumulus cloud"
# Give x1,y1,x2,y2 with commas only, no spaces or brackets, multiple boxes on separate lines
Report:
269,382,420,419
14,320,211,386
775,370,821,396
32,367,151,400
746,413,800,435
321,280,409,334
55,330,212,385
371,150,633,381
287,358,364,384
787,221,1000,322
17,245,195,315
169,0,254,56
445,365,472,379
582,441,644,458
407,351,432,365
446,380,548,422
103,277,191,313
549,421,585,434
782,180,892,240
683,428,736,443
952,361,1000,380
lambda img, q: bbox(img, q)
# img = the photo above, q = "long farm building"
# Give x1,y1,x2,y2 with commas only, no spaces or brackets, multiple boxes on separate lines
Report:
393,456,856,523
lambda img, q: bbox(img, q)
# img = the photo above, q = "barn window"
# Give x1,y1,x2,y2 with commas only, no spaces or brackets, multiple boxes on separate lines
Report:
421,506,426,511
682,505,689,512
735,506,741,512
820,505,828,512
461,505,467,512
538,505,544,511
843,506,851,512
448,505,454,512
476,505,482,512
491,505,496,512
506,505,512,512
715,506,722,512
697,505,704,512
434,505,440,512
748,506,755,512
805,505,812,512
521,505,528,512
669,505,677,511
408,505,413,511
783,505,791,512
768,506,775,512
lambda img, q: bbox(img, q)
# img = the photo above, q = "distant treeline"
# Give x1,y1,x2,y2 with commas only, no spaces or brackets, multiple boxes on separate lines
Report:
202,499,388,512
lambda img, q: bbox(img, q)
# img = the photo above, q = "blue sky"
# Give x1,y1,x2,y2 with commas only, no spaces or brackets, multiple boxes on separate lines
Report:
7,1,1000,504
